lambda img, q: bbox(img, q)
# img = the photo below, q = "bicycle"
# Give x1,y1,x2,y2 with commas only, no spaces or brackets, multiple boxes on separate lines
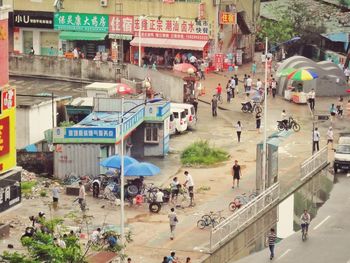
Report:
301,223,309,241
141,183,160,203
234,193,256,205
175,187,194,208
197,210,225,229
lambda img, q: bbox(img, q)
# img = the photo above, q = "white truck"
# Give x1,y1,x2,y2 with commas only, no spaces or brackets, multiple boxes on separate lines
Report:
334,133,350,174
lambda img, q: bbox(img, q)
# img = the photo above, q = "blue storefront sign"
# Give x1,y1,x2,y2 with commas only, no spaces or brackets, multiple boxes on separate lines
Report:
65,127,116,139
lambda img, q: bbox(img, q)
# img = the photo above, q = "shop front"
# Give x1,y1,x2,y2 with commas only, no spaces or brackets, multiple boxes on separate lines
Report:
12,10,57,55
129,17,211,67
108,15,134,63
54,12,109,59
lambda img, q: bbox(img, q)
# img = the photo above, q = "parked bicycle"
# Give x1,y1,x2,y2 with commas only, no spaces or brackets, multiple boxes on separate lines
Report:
234,192,256,205
197,210,225,229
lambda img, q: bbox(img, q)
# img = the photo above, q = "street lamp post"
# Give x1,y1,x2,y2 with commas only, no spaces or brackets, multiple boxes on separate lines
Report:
119,97,162,258
262,37,268,192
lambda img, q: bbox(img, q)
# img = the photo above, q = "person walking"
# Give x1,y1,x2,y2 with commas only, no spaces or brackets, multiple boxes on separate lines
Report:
170,177,180,204
246,75,252,92
226,80,232,103
336,96,344,118
267,228,277,260
243,74,248,93
308,89,316,111
271,78,277,98
211,95,218,117
251,61,257,77
313,127,320,153
78,181,86,211
234,74,239,92
327,126,334,149
184,171,194,206
232,160,242,189
52,182,60,210
230,76,236,99
216,83,222,103
235,121,242,142
168,208,178,240
256,111,262,133
330,103,337,122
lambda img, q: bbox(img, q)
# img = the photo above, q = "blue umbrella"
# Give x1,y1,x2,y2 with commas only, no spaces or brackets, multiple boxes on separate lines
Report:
124,162,160,177
100,155,138,169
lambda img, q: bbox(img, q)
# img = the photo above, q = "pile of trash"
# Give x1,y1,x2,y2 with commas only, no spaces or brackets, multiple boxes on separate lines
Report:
21,169,37,182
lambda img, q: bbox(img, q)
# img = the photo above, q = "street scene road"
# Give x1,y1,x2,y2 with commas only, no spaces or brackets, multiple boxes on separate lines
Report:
234,174,350,263
1,0,350,262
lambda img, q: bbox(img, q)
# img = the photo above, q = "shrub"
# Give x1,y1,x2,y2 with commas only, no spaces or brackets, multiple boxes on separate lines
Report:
21,181,37,194
181,140,230,166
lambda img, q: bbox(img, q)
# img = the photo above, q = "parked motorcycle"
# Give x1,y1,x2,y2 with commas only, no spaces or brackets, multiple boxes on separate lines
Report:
277,117,300,132
241,101,262,113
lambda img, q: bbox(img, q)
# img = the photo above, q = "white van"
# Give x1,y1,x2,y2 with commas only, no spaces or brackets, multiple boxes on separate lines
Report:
170,107,187,133
169,113,176,135
171,103,197,129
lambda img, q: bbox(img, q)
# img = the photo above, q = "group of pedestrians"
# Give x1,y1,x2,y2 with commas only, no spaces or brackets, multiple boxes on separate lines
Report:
161,251,192,263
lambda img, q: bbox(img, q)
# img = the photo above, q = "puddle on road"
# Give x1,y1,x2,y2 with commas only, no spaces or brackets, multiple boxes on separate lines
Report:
277,170,334,239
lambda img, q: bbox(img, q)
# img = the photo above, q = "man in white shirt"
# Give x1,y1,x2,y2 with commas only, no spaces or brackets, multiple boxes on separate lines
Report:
256,79,263,90
91,228,102,243
327,126,334,149
281,109,288,130
155,189,164,203
313,127,320,153
184,171,194,206
246,75,253,92
261,52,266,65
78,182,86,211
344,67,350,82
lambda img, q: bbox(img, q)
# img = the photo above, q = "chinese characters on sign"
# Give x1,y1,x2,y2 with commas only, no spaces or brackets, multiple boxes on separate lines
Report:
0,172,21,213
214,53,224,70
109,15,134,34
0,117,10,159
198,3,206,20
2,89,15,111
133,17,210,40
219,12,237,25
54,12,109,32
64,127,116,139
13,11,54,29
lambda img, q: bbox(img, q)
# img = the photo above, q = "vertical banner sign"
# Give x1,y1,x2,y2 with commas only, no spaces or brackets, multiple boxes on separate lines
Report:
0,19,9,86
198,3,206,20
0,88,16,173
214,53,224,70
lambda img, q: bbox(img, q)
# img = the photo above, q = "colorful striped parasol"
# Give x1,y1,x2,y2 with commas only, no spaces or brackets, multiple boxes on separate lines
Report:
287,69,318,81
277,68,296,77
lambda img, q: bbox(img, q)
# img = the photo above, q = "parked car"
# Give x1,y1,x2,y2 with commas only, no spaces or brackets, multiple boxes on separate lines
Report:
334,133,350,174
169,113,176,135
170,106,187,133
171,103,196,129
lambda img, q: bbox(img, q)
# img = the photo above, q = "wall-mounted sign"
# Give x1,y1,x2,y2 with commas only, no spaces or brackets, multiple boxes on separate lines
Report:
198,3,206,20
0,117,10,158
13,10,54,29
54,12,109,32
133,17,210,41
214,53,224,70
0,172,21,213
219,12,237,25
109,15,134,34
2,89,15,111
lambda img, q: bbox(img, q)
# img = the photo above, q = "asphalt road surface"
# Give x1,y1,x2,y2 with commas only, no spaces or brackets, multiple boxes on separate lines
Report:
233,173,350,263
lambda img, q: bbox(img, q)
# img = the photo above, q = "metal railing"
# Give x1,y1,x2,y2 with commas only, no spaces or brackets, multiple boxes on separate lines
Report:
209,183,280,251
300,146,328,181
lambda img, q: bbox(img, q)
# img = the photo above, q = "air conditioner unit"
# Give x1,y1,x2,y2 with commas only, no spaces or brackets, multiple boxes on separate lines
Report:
100,0,108,7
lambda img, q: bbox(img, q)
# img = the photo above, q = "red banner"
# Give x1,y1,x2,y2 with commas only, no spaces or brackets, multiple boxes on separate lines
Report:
198,3,206,20
2,89,15,111
0,116,10,157
0,19,9,86
214,53,224,70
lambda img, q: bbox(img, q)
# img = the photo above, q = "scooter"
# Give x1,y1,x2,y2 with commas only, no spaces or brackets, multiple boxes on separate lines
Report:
277,117,301,132
241,101,262,113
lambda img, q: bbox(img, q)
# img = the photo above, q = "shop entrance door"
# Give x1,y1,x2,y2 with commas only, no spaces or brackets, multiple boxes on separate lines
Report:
23,31,33,54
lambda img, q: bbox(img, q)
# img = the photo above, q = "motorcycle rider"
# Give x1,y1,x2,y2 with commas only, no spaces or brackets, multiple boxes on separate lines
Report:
281,109,288,130
300,209,311,235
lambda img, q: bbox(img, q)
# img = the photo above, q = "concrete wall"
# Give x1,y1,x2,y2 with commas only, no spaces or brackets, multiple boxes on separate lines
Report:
127,64,184,102
16,100,57,149
200,207,278,263
10,54,128,82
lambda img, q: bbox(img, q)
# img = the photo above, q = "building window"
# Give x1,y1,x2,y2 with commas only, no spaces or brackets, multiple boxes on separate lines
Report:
144,126,159,143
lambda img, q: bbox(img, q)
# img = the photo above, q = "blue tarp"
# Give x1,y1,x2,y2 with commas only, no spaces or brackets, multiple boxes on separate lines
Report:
25,144,38,152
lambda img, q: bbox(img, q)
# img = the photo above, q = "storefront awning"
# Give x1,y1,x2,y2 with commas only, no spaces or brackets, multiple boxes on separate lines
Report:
59,31,107,41
108,34,133,40
130,37,207,51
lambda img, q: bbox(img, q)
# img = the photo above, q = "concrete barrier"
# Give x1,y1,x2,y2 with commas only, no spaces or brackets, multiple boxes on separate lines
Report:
9,54,127,82
127,64,184,102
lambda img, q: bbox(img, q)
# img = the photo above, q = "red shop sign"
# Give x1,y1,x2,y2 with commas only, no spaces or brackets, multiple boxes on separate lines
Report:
0,116,10,157
214,53,224,70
